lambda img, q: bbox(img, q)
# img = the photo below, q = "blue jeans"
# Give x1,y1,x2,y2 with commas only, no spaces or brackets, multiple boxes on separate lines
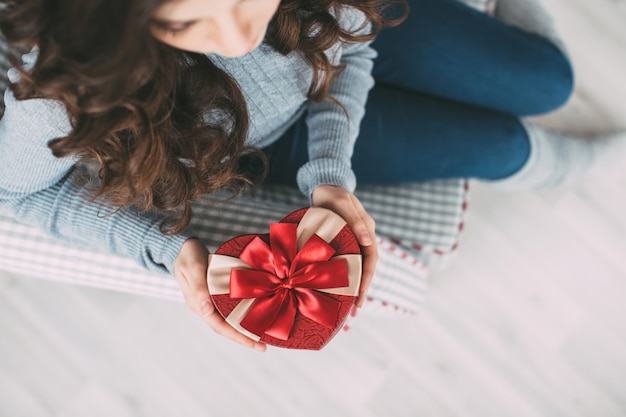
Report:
263,0,574,185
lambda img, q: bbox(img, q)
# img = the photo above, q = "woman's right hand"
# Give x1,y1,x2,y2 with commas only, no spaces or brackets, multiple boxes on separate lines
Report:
174,238,267,352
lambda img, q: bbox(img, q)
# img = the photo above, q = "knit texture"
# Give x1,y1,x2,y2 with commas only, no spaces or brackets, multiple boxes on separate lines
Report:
0,8,375,274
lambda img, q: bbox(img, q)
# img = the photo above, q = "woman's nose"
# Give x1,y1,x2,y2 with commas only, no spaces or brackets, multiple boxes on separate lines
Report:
211,12,253,57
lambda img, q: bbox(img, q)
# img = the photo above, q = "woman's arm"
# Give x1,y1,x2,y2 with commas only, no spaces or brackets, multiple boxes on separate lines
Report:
0,77,265,349
297,8,379,306
0,78,188,274
296,7,377,197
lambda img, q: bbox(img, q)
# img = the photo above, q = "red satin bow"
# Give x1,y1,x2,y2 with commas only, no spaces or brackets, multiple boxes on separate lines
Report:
229,222,349,340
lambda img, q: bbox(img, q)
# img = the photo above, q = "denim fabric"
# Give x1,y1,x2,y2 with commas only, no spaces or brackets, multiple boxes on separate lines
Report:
263,0,574,185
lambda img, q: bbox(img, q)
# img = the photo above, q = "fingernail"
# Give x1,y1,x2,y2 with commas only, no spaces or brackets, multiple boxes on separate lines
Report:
199,300,213,317
360,232,372,246
254,343,265,352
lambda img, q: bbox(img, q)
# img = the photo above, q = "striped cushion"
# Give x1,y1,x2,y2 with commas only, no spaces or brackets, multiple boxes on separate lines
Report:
0,179,468,315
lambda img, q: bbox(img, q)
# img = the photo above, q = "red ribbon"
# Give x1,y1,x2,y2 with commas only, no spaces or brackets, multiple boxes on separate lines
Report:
229,222,349,340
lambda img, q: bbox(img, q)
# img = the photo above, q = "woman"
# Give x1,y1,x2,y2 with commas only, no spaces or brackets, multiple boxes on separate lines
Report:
0,0,622,351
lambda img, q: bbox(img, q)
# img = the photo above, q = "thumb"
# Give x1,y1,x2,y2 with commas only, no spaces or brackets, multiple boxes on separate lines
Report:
345,218,371,247
178,264,214,317
186,268,213,317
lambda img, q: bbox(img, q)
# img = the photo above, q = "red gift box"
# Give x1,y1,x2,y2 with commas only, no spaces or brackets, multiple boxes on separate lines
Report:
206,207,362,350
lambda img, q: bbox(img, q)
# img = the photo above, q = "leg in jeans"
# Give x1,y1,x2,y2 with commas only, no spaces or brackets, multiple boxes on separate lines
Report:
264,0,575,185
352,86,531,184
264,87,531,185
372,0,574,116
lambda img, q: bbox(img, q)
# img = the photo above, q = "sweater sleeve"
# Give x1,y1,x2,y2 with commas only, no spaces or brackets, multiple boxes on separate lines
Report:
0,69,189,275
296,8,377,199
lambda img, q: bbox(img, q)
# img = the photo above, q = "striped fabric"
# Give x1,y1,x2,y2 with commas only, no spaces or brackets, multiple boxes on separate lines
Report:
0,180,468,315
0,0,493,315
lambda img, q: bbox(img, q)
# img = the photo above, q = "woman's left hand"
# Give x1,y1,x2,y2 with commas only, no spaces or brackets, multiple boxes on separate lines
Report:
311,184,377,307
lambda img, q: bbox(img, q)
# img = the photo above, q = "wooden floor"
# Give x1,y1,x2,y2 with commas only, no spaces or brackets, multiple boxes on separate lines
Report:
2,0,626,416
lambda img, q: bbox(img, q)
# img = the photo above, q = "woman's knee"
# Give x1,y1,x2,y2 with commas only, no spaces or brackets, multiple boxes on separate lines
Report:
539,47,575,112
519,42,575,115
497,118,532,178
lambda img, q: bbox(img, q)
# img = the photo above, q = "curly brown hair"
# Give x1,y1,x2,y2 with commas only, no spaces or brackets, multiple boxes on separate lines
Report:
0,0,407,234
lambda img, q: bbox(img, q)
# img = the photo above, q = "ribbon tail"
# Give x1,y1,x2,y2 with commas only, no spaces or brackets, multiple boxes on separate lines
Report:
240,292,286,338
269,223,298,278
295,289,342,329
264,292,298,341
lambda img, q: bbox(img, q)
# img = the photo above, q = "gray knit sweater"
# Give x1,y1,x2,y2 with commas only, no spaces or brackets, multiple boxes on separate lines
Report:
0,9,375,274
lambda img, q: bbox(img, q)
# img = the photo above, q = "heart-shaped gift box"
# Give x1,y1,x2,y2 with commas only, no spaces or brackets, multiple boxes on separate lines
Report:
207,207,362,350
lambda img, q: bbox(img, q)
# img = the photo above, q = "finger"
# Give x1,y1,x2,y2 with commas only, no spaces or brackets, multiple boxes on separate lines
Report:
203,312,267,352
191,281,211,309
175,271,216,324
180,265,215,315
349,197,376,247
342,197,377,307
356,240,378,308
351,216,373,247
187,276,265,352
341,201,373,247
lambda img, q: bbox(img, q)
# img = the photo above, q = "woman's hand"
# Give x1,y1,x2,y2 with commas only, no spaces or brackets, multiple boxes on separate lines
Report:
174,238,266,352
311,185,377,307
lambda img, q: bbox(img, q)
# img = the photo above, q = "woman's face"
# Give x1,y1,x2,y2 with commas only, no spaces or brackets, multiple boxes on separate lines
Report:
151,0,281,57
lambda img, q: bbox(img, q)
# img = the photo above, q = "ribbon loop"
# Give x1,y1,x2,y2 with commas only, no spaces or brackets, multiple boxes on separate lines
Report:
229,219,350,340
238,236,275,274
290,233,336,275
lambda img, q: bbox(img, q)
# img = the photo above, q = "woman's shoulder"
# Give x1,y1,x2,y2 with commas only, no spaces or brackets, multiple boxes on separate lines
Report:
4,48,72,139
332,5,372,35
